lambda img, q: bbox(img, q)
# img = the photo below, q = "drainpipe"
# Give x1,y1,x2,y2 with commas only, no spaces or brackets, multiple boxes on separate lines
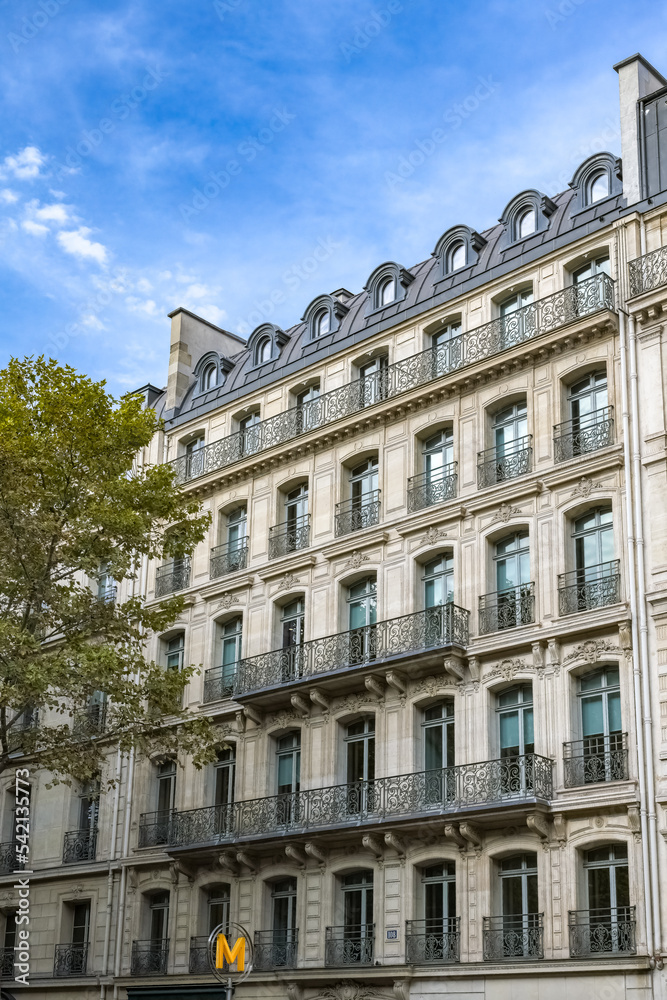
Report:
100,747,122,1000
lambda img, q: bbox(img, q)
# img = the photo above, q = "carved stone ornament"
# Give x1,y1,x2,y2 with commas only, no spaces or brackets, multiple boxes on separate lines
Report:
485,657,527,682
422,525,447,546
217,591,241,611
571,476,602,498
411,674,457,698
268,709,298,731
345,550,370,570
564,639,622,664
312,983,395,1000
278,572,300,592
493,502,521,523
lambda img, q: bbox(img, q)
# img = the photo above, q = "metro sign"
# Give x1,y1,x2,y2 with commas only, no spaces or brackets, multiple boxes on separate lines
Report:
215,933,246,971
207,922,253,984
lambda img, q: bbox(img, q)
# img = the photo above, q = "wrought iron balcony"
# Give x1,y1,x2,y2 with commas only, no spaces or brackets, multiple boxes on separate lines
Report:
138,809,174,848
152,754,552,849
478,584,535,635
483,913,544,961
325,924,374,967
563,733,628,787
8,708,39,752
97,584,117,603
477,435,532,489
189,936,210,974
170,274,614,486
203,663,237,703
131,939,169,976
63,827,97,864
210,541,248,579
407,464,457,513
268,514,310,559
568,907,636,956
554,406,614,462
254,929,298,970
155,558,190,597
558,560,620,616
335,491,381,536
72,703,107,739
0,842,19,875
0,947,13,979
405,917,460,964
236,604,469,697
629,245,667,296
54,942,88,977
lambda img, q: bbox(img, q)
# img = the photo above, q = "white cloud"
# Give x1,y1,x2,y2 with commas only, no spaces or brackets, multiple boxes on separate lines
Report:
81,314,105,330
184,282,210,299
21,220,49,237
33,202,70,224
126,296,159,316
56,227,108,265
158,270,172,280
136,277,153,293
200,304,227,326
2,146,45,180
0,189,18,204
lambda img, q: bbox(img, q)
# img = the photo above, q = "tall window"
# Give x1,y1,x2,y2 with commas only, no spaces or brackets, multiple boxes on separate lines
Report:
97,562,115,602
341,870,374,963
579,667,624,783
583,845,630,953
70,901,90,973
2,913,16,975
499,291,534,348
296,384,321,433
349,458,379,517
214,746,235,834
149,892,169,944
280,599,304,681
208,886,230,935
497,685,534,793
165,634,184,672
423,555,454,607
359,357,388,407
239,411,261,456
219,618,242,690
497,853,540,958
270,878,298,966
156,760,176,822
431,322,462,378
345,718,375,814
347,577,377,664
78,781,99,834
276,732,301,825
573,255,610,283
564,370,609,458
222,506,248,572
422,428,455,495
490,532,532,630
185,435,205,478
421,862,456,955
494,401,528,457
423,701,455,805
284,484,309,547
574,507,614,576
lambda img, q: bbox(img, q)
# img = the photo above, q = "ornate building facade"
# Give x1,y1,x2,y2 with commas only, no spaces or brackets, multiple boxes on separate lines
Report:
6,51,667,1000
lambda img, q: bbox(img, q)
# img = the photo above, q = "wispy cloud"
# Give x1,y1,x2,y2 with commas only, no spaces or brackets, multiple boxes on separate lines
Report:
56,227,108,265
1,146,45,180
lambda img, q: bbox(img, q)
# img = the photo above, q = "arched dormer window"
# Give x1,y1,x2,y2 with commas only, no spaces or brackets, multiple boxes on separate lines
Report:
432,225,487,282
364,262,414,315
247,323,290,368
499,190,556,247
202,363,217,391
192,352,233,396
301,293,349,342
568,152,622,213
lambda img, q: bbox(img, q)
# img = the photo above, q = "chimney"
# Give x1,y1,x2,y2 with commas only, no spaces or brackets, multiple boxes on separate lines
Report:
614,53,667,205
165,308,246,412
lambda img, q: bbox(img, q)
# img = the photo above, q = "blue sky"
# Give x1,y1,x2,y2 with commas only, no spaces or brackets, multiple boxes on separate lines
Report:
0,0,665,394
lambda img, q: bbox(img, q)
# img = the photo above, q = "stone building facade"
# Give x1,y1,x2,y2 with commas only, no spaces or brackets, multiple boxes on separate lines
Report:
5,50,667,1000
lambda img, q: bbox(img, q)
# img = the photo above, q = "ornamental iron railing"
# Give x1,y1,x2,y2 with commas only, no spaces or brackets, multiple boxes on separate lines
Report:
325,924,374,967
568,907,636,956
131,939,169,976
478,584,535,634
268,514,310,559
0,947,13,978
170,274,614,486
477,435,532,489
138,809,175,848
8,709,39,752
0,842,19,875
72,703,107,739
558,560,621,616
210,541,248,578
62,827,97,864
563,733,628,787
335,492,381,536
97,585,117,603
405,917,460,964
407,464,458,512
629,245,667,296
54,943,88,977
483,913,544,961
236,604,469,696
203,663,237,703
188,936,210,974
155,559,190,597
147,754,552,848
253,929,299,970
554,406,614,462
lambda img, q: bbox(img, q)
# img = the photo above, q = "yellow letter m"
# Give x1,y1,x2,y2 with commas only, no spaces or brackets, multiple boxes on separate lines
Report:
216,934,245,971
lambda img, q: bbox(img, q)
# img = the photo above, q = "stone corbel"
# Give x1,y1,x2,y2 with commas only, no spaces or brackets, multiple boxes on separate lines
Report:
443,653,465,681
546,638,560,669
384,832,406,856
243,705,263,727
236,851,258,874
393,982,410,1000
218,850,240,874
285,843,308,868
235,710,246,733
309,688,331,713
627,805,641,837
362,833,385,859
286,984,304,1000
385,669,407,696
365,675,385,700
305,842,328,865
532,641,546,669
459,822,483,850
444,823,467,849
290,693,310,718
527,813,550,840
618,621,632,651
127,867,139,893
467,656,481,682
552,812,567,845
169,860,194,885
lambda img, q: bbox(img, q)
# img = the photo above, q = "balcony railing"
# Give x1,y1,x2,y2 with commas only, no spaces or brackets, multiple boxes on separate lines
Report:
188,936,210,974
8,709,39,752
62,827,97,864
72,703,107,739
629,245,667,296
138,809,174,848
253,929,298,970
477,435,532,489
325,924,374,967
558,560,621,616
405,917,460,964
554,406,614,462
147,754,552,849
203,663,237,703
407,464,457,513
0,947,13,978
335,491,381,536
236,604,469,697
483,913,544,961
568,907,636,956
131,939,169,976
210,541,248,579
563,733,628,787
268,514,310,559
54,942,88,977
478,583,535,635
170,274,614,486
155,558,190,597
0,842,19,875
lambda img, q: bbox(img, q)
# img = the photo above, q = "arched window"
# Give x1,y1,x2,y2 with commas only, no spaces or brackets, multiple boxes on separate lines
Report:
448,242,466,273
256,338,272,365
588,171,610,204
314,309,330,338
411,862,457,962
202,363,217,391
379,276,396,306
517,207,536,239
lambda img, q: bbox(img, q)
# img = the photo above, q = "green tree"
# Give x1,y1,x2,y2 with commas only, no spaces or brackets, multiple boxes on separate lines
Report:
0,356,217,786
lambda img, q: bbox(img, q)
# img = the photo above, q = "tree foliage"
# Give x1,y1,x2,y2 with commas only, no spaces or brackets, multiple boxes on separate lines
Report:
0,356,216,785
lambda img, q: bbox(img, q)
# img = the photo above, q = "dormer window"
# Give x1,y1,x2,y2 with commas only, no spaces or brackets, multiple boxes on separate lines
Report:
517,208,536,239
257,338,272,365
568,152,622,213
315,309,330,338
432,225,486,282
379,276,396,306
448,242,466,272
588,171,610,204
499,190,556,247
301,294,348,342
364,262,413,314
248,323,290,368
193,352,231,396
202,363,217,391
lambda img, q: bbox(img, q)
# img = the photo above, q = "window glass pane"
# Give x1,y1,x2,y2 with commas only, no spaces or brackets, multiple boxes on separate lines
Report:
518,209,536,238
615,865,630,907
499,711,519,752
590,172,610,203
608,691,622,733
588,867,612,910
582,695,604,736
424,725,443,771
450,243,466,271
523,708,534,748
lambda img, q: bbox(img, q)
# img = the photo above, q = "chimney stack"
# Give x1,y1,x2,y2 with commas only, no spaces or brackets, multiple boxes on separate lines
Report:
614,53,667,205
